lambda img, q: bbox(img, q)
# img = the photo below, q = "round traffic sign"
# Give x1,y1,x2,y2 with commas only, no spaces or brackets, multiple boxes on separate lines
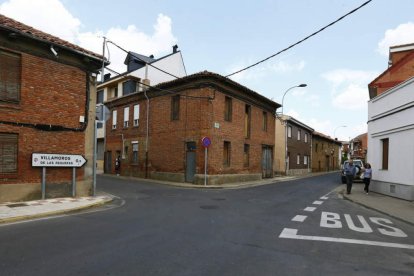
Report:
201,137,211,148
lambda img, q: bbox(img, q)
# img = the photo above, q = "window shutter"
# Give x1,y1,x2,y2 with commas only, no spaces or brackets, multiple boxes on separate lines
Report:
134,105,139,120
112,110,117,128
0,133,18,173
124,107,129,122
0,51,21,102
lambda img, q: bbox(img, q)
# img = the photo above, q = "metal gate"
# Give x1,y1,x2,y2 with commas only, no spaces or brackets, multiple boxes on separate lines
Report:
262,145,273,178
185,142,196,182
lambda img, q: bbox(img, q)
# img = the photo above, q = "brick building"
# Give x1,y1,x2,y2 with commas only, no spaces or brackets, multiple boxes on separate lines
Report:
0,15,104,202
349,133,368,161
104,71,279,184
274,115,313,175
312,131,342,172
368,43,414,99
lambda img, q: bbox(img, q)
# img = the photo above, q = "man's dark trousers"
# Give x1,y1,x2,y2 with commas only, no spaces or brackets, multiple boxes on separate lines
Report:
346,175,354,194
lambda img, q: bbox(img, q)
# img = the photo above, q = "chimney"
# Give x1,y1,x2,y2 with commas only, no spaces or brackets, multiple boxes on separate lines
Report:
104,73,111,81
173,44,178,53
149,54,154,59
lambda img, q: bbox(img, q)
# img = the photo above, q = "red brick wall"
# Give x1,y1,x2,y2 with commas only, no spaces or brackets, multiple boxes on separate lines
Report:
105,87,275,178
0,52,87,185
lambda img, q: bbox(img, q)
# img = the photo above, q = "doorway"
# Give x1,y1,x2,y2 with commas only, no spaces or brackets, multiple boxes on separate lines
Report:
185,142,196,182
262,145,273,178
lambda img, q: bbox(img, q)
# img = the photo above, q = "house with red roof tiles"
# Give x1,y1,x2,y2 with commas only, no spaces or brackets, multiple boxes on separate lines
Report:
0,14,105,202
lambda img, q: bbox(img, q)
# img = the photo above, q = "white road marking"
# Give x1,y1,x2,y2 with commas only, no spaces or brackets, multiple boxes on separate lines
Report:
320,196,329,200
278,228,414,250
304,207,316,212
313,201,323,205
292,215,307,222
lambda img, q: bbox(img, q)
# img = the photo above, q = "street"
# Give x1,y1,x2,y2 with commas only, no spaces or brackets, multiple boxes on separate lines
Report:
0,173,413,275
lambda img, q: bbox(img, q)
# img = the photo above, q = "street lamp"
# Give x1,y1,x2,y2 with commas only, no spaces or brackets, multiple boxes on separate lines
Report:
281,84,307,114
334,125,347,139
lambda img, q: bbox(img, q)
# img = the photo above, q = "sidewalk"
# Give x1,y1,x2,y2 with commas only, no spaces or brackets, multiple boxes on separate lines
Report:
337,183,414,225
0,194,113,224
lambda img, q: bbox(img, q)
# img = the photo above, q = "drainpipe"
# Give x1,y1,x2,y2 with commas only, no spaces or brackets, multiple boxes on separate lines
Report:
144,64,150,178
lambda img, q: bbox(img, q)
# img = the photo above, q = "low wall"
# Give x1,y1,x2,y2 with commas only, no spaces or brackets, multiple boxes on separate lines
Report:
371,180,414,201
0,180,92,203
194,173,262,185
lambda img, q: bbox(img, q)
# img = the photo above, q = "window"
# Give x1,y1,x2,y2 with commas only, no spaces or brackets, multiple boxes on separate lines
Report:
122,80,137,96
297,154,300,165
133,104,140,126
262,111,268,131
0,50,21,103
224,96,232,121
96,90,104,104
304,155,308,165
305,133,308,143
132,142,139,163
123,107,129,128
0,133,18,173
244,144,250,167
223,141,231,167
124,145,128,159
171,95,180,120
245,105,251,138
287,126,292,138
315,143,318,152
112,110,117,129
381,138,389,170
297,130,301,141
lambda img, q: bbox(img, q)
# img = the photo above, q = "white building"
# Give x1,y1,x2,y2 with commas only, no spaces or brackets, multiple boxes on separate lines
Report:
367,76,414,201
96,45,187,172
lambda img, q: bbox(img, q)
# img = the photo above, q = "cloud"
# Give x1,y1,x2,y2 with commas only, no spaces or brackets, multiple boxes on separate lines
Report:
0,0,81,43
331,84,368,110
322,69,379,110
227,59,306,83
0,0,177,74
377,22,414,56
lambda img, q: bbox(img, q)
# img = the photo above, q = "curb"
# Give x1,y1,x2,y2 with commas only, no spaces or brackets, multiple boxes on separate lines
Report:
336,186,414,227
102,171,337,190
0,197,113,225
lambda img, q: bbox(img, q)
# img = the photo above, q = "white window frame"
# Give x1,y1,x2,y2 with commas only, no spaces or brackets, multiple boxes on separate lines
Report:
297,130,301,141
304,155,308,165
133,104,140,127
124,107,129,128
297,154,300,165
287,126,292,138
112,110,117,129
305,133,308,143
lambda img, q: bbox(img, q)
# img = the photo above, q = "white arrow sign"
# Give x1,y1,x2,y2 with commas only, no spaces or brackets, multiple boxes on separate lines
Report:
32,153,87,168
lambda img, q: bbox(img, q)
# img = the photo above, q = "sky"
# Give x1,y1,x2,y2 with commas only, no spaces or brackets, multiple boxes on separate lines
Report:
1,0,414,141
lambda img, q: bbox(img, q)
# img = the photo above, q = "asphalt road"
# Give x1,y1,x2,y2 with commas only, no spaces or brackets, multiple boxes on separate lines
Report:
1,173,413,275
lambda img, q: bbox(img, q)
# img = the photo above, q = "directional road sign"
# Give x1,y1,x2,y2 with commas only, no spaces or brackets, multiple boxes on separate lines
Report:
32,153,87,168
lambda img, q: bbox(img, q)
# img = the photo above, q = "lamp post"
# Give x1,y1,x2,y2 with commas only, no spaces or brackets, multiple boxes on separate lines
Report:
281,83,307,175
334,125,347,139
281,83,307,114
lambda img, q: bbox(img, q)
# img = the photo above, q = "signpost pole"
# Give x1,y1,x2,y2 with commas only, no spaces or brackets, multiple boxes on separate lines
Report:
92,120,97,197
72,167,76,197
41,167,46,200
204,147,207,186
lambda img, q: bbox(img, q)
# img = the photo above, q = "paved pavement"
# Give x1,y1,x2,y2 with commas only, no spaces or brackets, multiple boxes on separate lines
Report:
1,172,413,226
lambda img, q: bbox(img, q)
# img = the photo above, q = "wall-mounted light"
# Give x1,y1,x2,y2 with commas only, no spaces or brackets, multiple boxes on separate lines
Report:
50,45,58,57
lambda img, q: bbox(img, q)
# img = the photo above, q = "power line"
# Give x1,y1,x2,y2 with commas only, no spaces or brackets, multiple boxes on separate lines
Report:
106,40,181,80
225,0,373,78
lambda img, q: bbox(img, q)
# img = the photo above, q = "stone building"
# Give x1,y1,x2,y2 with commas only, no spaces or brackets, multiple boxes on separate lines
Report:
104,71,279,184
312,131,342,172
0,14,104,202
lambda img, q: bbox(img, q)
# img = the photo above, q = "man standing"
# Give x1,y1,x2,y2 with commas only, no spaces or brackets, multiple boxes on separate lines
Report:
344,159,357,194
